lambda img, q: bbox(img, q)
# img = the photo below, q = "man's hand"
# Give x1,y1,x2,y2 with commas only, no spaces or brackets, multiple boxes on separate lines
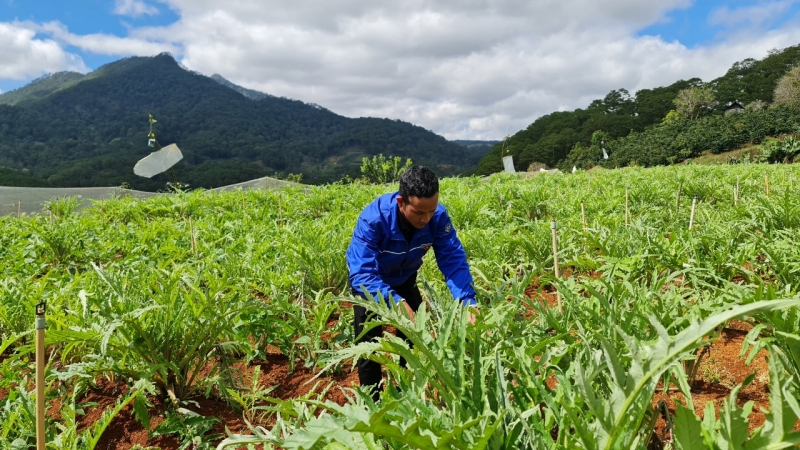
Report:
467,307,478,325
399,299,416,323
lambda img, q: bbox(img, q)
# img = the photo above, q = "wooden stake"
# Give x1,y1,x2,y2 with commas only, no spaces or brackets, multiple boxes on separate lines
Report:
35,303,46,450
550,219,560,278
550,218,562,311
765,174,770,196
689,196,697,230
581,202,587,232
189,216,197,256
735,179,740,206
625,189,629,227
17,200,21,219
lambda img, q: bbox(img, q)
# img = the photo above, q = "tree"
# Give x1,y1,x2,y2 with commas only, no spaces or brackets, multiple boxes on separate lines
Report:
673,85,716,120
773,66,800,109
360,154,413,184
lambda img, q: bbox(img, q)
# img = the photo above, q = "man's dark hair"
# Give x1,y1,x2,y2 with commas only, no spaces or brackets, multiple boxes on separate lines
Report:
399,166,439,201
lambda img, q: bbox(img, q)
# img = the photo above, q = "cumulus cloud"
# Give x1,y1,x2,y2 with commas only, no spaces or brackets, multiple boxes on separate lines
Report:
36,21,176,56
3,0,800,139
709,1,798,28
0,21,88,79
114,0,159,18
161,0,799,138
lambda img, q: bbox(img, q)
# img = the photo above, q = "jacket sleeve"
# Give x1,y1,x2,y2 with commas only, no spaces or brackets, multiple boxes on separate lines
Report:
347,216,403,304
432,210,477,306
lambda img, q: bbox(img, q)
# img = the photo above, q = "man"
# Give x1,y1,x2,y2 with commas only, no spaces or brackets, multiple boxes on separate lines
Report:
345,165,477,400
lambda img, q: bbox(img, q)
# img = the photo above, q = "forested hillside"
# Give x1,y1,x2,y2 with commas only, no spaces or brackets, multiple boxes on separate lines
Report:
476,44,800,174
0,54,487,190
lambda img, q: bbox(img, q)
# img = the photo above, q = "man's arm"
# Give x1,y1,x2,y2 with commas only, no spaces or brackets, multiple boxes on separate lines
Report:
347,217,403,305
431,209,477,307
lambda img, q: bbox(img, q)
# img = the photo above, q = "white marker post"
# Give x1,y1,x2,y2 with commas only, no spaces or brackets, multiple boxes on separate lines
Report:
689,196,697,230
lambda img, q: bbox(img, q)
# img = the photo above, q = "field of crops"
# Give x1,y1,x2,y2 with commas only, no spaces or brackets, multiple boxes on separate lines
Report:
2,164,800,449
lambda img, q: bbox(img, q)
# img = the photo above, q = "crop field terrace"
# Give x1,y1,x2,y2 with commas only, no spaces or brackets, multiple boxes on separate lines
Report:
1,164,800,449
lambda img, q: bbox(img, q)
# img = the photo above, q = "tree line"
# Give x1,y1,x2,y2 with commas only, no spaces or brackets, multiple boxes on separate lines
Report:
475,44,800,174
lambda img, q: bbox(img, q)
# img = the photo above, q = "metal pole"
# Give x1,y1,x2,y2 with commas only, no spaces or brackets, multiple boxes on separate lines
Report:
35,302,47,450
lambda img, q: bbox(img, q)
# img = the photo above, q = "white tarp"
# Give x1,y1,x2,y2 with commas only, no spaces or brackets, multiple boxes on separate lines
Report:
0,187,160,215
134,144,183,178
502,155,516,173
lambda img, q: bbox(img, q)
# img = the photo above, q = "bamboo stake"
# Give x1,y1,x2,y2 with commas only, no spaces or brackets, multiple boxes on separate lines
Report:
689,196,697,230
581,202,587,233
735,179,740,206
17,200,21,219
35,302,46,450
551,218,560,279
625,189,629,227
550,218,562,311
189,216,197,256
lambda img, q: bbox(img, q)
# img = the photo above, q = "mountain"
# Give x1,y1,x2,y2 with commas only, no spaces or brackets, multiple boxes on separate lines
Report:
209,74,274,101
475,44,800,174
0,71,86,106
0,53,488,190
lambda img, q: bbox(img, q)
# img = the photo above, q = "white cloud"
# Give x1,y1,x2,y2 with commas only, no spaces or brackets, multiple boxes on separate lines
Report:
114,0,159,18
34,21,177,56
3,1,800,139
709,1,798,28
0,21,88,79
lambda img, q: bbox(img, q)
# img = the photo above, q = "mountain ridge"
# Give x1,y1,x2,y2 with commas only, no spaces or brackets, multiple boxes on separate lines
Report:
0,53,487,190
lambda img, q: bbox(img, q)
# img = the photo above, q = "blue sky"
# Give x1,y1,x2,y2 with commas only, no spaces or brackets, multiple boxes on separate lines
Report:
638,0,800,47
2,0,800,139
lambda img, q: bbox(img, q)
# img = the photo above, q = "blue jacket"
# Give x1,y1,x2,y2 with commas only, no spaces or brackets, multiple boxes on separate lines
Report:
346,192,476,306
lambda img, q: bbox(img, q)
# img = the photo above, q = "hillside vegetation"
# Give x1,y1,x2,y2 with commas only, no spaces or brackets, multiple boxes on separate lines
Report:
0,54,487,190
477,44,800,174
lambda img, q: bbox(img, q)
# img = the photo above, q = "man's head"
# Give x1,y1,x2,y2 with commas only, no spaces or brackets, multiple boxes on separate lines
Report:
397,166,439,229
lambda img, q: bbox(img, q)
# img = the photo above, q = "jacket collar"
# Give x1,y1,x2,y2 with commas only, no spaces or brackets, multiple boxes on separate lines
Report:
387,192,431,241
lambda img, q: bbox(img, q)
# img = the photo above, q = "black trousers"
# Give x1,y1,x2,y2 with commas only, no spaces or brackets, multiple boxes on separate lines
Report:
352,274,423,402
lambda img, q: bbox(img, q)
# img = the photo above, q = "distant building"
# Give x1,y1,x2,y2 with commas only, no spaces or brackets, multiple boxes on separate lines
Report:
724,101,745,115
